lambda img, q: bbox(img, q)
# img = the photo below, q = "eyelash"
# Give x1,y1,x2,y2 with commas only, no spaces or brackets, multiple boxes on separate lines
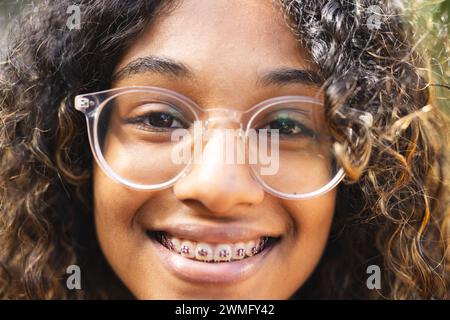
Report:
256,118,317,138
125,111,189,132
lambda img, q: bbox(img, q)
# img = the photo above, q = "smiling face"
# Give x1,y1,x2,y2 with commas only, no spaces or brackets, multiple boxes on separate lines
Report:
93,0,337,299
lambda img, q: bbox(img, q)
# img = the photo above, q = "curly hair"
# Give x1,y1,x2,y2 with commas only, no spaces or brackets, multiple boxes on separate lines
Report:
0,0,448,299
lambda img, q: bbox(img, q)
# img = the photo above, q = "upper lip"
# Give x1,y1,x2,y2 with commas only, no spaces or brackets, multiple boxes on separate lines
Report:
149,223,281,243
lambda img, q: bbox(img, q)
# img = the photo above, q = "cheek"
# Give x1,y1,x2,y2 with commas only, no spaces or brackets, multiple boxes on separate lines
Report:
93,164,140,231
293,192,336,243
92,163,151,276
280,190,336,288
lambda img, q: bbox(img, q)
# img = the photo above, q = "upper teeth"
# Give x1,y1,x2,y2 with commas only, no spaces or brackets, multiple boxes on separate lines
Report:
160,233,268,262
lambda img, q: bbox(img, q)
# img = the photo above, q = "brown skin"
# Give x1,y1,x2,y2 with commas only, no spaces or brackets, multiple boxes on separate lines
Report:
93,0,336,299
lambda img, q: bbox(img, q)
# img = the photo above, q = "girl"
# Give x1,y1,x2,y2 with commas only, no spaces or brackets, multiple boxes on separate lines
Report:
0,0,448,299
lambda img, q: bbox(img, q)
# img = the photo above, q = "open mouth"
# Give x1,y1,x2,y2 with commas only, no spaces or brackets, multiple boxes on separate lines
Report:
146,230,280,263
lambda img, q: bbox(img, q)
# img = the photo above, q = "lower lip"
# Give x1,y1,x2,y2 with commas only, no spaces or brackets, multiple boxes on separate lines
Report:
149,236,277,284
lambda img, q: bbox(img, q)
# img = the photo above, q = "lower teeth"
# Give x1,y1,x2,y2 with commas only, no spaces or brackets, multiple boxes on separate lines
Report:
154,232,269,263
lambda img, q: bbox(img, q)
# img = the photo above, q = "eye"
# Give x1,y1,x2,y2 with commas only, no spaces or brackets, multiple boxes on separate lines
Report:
140,111,185,129
124,103,190,132
257,115,317,138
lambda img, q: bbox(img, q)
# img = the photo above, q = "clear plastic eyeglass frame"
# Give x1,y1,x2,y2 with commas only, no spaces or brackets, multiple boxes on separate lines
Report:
74,85,361,200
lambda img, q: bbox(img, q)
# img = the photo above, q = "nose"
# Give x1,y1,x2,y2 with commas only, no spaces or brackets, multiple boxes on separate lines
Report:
173,127,265,213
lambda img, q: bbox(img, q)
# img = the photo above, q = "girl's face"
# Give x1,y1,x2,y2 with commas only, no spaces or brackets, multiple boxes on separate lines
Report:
93,0,336,299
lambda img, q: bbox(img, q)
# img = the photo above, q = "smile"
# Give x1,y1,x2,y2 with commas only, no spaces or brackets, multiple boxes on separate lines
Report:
145,224,282,284
149,231,277,263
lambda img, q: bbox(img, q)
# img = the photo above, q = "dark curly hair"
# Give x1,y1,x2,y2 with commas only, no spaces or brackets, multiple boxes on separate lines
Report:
0,0,448,299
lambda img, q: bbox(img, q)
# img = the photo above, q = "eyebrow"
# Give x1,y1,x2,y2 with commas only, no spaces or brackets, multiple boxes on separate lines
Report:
112,55,323,87
112,56,192,81
258,68,323,87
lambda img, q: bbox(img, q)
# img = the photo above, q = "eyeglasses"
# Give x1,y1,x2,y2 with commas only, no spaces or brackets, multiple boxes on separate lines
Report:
75,86,347,200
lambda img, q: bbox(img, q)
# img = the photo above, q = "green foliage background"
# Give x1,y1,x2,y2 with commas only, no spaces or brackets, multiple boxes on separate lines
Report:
406,0,449,114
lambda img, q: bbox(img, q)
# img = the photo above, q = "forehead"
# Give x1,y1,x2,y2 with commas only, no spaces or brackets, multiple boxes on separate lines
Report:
113,0,323,107
116,0,315,77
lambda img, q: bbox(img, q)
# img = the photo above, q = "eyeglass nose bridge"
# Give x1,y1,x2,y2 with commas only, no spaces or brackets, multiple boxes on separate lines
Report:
201,108,244,125
198,108,247,138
